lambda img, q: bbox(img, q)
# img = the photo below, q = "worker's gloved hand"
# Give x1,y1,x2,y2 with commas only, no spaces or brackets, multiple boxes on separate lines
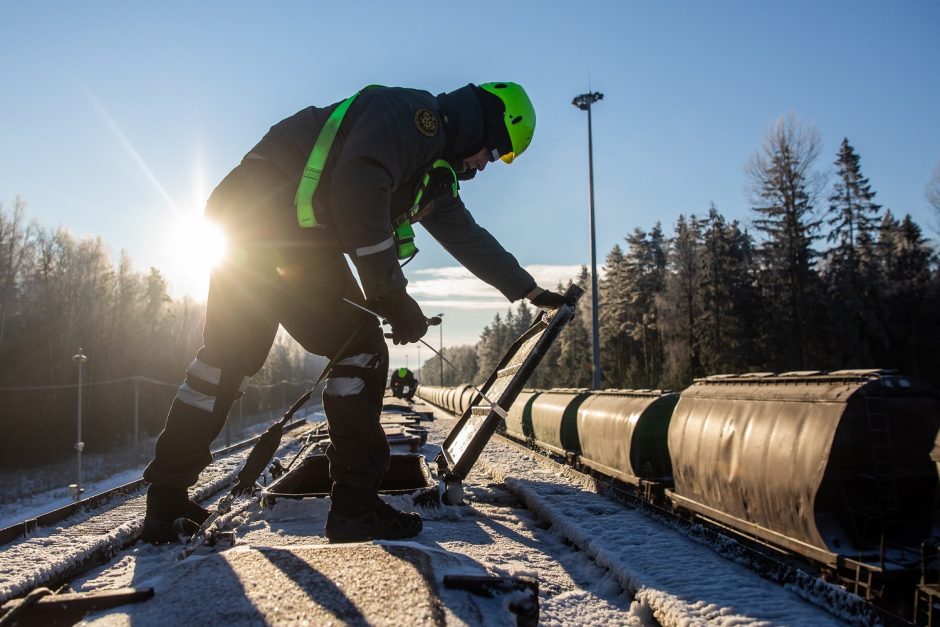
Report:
373,289,429,345
528,287,576,310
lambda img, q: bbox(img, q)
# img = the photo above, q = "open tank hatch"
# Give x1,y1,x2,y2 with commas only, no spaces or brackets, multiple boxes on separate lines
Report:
263,452,434,503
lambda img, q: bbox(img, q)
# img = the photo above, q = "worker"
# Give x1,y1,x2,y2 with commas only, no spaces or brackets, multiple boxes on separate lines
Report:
390,367,418,401
141,82,574,544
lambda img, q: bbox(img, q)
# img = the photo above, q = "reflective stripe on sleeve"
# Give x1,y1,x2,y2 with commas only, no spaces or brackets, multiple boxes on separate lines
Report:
355,237,394,257
186,359,222,386
176,383,216,412
337,353,377,368
325,377,366,397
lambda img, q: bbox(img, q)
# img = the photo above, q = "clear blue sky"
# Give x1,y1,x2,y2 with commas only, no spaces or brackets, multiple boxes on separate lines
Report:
2,1,938,371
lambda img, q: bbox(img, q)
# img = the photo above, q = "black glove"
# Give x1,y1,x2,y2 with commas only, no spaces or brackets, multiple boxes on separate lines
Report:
373,289,429,345
530,288,575,310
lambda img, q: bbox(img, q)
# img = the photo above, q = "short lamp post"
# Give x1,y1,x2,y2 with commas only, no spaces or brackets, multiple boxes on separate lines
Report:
438,314,445,386
572,90,604,390
71,348,88,501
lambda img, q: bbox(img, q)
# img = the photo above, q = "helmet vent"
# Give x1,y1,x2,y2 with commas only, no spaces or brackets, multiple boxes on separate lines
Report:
495,83,508,89
511,116,523,125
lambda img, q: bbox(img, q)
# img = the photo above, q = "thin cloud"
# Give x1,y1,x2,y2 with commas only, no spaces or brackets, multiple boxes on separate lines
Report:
416,299,510,310
409,264,586,301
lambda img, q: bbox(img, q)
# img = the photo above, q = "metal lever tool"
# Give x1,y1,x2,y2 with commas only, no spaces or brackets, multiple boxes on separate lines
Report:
342,298,507,418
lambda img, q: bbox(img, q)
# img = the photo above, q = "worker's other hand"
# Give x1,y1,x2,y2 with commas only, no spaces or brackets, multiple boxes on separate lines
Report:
528,287,576,310
373,289,429,345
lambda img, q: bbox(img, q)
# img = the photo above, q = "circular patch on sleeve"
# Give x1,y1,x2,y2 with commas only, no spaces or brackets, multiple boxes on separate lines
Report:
414,109,439,137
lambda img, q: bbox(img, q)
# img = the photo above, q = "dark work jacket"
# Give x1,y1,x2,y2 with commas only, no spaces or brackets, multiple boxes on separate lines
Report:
231,85,535,302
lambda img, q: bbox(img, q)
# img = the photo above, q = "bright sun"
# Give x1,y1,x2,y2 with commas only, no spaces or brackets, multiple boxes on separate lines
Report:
166,212,228,297
179,212,228,269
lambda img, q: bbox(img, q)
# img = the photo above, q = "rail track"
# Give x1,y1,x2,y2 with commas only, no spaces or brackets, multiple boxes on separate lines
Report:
0,418,313,605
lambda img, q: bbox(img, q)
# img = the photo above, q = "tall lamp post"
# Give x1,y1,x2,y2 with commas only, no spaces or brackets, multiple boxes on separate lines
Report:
572,91,604,390
71,348,88,501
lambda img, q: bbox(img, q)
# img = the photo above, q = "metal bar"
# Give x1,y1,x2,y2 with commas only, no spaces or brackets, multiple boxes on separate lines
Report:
0,587,154,626
341,298,507,417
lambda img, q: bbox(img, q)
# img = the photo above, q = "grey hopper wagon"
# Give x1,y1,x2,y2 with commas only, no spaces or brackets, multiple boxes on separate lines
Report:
666,369,940,571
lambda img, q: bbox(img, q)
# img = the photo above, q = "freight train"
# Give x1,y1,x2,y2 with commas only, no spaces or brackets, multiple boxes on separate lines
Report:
416,369,940,625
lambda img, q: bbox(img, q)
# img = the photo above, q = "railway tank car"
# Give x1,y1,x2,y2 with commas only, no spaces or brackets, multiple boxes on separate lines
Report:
528,388,592,458
666,370,940,574
504,389,543,440
415,371,940,621
575,389,679,493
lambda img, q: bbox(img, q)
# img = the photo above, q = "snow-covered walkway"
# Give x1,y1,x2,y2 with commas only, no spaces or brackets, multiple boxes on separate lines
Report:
1,403,871,625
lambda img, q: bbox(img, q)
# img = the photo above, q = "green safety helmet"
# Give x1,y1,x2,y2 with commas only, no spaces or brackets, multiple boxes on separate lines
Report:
478,82,536,164
398,368,408,378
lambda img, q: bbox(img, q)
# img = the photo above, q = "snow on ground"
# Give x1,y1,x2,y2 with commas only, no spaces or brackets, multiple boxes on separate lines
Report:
471,434,857,625
48,401,867,626
0,405,323,530
0,465,146,530
0,414,319,605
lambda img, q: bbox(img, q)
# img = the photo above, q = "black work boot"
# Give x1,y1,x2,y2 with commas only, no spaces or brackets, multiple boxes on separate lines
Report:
325,484,422,543
141,485,211,544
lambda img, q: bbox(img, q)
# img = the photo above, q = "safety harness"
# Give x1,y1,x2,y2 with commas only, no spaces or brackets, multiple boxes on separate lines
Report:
294,89,458,263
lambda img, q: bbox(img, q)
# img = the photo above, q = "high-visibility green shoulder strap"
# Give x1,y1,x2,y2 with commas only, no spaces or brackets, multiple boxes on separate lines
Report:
408,159,458,219
295,92,361,228
392,160,459,262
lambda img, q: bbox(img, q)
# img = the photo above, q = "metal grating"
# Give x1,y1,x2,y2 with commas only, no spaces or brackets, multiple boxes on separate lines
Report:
437,285,583,483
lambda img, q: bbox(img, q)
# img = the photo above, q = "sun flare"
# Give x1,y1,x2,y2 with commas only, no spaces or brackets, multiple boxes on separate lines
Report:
174,211,228,277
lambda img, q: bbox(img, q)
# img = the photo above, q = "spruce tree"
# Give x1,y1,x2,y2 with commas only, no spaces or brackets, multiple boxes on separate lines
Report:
697,206,761,375
474,313,505,382
875,213,937,380
599,244,630,387
820,138,883,368
658,214,703,388
826,138,881,259
553,270,593,388
746,113,824,369
622,225,666,387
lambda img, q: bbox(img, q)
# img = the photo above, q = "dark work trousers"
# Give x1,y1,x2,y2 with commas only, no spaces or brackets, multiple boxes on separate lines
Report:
144,158,391,493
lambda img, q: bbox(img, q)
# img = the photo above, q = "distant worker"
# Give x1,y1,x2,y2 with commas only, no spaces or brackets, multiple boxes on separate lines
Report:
390,367,418,401
142,82,574,544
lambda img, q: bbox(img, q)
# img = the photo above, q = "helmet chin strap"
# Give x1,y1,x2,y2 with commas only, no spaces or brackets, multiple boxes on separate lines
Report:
456,167,477,181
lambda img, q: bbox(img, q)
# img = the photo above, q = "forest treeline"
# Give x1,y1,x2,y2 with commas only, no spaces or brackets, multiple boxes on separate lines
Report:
2,112,938,470
420,114,940,391
0,199,309,469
